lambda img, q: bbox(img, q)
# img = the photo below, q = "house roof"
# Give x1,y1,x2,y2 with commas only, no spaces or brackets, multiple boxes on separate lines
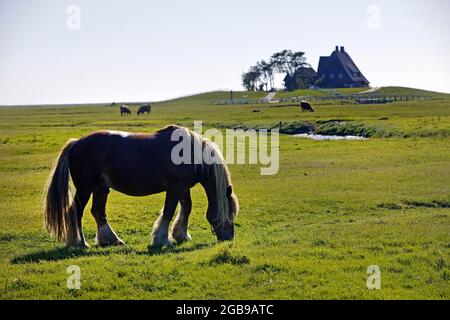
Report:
318,47,369,84
283,66,317,81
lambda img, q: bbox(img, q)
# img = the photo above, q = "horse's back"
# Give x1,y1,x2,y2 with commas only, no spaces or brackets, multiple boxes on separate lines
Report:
68,128,194,195
71,130,166,161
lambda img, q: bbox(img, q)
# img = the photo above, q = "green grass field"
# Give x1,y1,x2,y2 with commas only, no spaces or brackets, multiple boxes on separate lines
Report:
0,87,449,299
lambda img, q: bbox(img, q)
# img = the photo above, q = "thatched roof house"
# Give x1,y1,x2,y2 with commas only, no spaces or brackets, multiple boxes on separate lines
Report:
317,46,369,88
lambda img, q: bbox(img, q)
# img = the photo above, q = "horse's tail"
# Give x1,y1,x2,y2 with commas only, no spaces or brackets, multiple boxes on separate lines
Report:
44,138,80,246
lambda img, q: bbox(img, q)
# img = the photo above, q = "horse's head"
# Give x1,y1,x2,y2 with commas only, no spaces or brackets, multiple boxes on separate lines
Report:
192,131,239,242
208,185,239,241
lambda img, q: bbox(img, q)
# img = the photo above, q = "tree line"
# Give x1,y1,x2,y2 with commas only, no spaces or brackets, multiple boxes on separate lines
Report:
241,50,318,92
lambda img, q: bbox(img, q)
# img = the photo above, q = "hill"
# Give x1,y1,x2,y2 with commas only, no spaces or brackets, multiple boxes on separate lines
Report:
372,86,450,98
272,86,450,100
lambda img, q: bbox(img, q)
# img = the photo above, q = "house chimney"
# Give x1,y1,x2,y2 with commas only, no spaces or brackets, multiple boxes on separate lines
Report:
340,46,345,52
335,46,339,52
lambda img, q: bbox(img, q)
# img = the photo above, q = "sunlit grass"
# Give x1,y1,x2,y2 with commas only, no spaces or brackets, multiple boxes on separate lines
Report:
0,89,449,299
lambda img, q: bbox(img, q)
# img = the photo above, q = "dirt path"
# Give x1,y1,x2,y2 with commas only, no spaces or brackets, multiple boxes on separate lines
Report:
358,87,380,94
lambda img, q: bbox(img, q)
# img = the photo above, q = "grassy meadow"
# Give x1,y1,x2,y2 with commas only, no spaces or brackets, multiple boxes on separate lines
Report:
0,87,449,299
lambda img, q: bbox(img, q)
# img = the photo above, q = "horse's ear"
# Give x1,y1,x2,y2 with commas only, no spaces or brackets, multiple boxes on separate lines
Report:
226,185,233,197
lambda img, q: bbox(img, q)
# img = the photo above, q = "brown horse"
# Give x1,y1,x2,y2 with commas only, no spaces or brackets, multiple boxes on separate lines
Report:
44,125,239,248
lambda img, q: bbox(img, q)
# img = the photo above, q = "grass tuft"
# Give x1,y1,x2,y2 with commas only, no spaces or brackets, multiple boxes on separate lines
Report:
206,248,250,266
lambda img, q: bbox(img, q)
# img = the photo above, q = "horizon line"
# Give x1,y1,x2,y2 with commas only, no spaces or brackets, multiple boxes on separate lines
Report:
1,85,449,107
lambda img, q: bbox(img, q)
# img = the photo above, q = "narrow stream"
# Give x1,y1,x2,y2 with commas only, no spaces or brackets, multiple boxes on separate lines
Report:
292,133,368,141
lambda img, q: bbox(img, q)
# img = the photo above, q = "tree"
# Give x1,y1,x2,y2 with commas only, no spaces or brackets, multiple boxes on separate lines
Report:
270,50,308,78
257,60,275,91
241,66,262,91
241,49,314,91
241,71,254,91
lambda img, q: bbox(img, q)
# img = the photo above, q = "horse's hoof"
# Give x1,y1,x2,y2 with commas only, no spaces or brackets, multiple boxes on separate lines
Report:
111,238,125,246
96,239,125,247
172,232,192,243
150,238,173,248
95,223,124,247
70,241,90,249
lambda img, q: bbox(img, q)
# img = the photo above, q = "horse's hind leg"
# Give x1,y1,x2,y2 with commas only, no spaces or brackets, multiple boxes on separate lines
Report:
73,189,92,248
151,188,182,247
170,190,192,243
91,185,124,247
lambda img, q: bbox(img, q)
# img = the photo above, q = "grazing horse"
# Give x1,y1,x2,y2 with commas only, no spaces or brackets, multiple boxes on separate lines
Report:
300,101,314,112
44,125,239,248
120,105,131,116
137,104,151,115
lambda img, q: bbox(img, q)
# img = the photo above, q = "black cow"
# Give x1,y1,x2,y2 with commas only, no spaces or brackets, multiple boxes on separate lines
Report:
300,101,314,112
137,104,152,115
120,105,131,116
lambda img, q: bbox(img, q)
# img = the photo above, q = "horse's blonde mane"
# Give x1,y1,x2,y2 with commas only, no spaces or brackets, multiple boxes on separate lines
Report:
188,129,234,227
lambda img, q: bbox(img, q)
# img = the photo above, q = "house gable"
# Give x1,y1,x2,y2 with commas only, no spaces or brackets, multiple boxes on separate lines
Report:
317,46,369,88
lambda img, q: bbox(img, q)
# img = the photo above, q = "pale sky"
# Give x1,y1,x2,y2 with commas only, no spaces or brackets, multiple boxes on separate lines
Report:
0,0,449,105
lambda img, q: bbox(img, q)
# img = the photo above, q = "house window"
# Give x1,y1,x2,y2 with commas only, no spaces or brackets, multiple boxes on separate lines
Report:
338,73,343,79
330,73,334,79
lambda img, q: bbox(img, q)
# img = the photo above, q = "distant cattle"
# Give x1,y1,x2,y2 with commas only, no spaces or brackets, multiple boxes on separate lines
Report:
300,101,314,112
137,104,152,115
120,105,131,116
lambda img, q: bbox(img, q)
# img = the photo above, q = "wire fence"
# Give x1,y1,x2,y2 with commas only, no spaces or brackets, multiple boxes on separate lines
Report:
212,94,438,106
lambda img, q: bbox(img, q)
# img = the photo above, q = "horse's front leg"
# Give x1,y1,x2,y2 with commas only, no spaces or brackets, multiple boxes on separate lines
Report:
171,189,192,243
151,188,182,247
